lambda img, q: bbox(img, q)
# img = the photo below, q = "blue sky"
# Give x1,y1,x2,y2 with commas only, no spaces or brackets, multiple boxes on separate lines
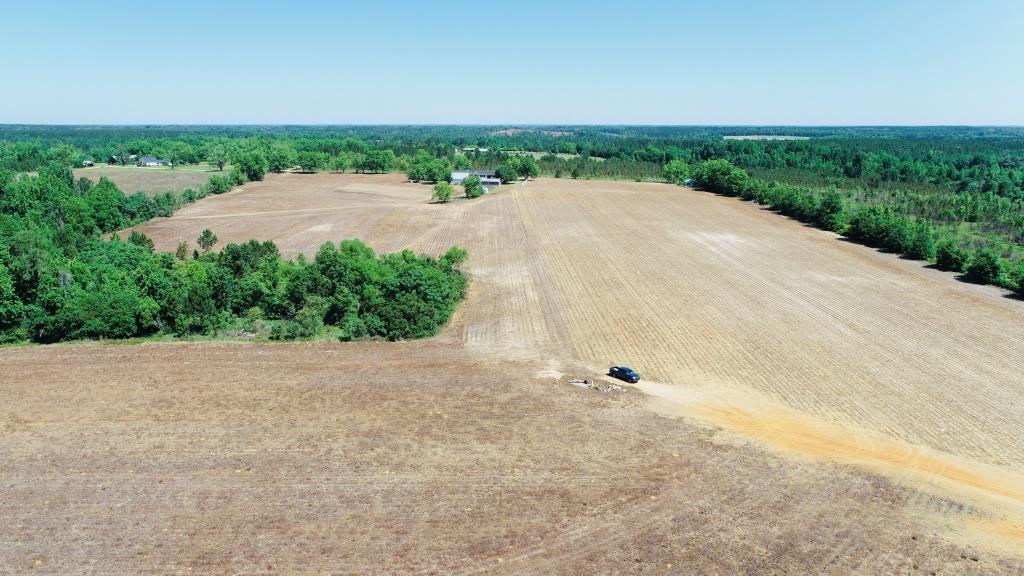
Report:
1,0,1021,124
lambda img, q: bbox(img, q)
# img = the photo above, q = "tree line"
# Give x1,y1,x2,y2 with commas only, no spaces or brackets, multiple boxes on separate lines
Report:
688,159,1024,295
3,125,1023,298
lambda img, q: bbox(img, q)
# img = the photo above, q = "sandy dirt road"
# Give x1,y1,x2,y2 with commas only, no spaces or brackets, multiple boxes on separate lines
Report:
3,173,1023,573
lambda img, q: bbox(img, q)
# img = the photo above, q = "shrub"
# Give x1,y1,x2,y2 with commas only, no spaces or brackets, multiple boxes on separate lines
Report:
229,165,246,185
963,248,1006,285
128,230,155,252
935,240,969,272
463,175,485,198
292,296,328,338
662,159,689,184
235,150,268,181
1012,263,1024,296
207,174,233,194
815,189,848,233
432,182,454,203
197,229,218,252
692,159,749,196
905,220,937,261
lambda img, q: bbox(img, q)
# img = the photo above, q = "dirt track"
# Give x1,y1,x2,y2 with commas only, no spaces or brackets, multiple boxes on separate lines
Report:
4,173,1024,573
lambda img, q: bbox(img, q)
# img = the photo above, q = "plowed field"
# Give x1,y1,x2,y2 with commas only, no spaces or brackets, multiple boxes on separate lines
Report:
4,173,1024,573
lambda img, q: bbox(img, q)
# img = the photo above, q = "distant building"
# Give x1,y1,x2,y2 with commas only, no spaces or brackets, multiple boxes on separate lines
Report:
81,160,95,167
138,156,172,167
451,169,501,189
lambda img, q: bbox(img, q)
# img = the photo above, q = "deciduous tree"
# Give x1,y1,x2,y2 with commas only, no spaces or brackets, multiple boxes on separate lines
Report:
197,229,218,253
463,175,485,199
662,159,690,184
432,182,454,203
208,144,229,171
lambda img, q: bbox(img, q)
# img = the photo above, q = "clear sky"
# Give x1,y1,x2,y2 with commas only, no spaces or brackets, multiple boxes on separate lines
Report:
2,0,1021,125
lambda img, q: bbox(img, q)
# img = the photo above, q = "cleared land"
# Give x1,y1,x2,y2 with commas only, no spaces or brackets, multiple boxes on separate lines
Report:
74,164,223,195
722,135,812,140
4,173,1024,573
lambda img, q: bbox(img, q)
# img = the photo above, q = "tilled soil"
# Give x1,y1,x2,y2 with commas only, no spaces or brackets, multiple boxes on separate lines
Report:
3,174,1023,573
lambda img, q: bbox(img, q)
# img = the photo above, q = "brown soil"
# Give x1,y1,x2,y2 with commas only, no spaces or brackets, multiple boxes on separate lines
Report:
3,173,1024,573
75,165,221,196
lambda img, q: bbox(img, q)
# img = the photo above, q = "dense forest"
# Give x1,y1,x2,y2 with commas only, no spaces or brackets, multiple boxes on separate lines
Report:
2,125,1022,342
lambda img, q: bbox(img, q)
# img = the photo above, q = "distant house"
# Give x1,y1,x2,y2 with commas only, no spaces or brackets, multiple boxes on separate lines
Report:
451,169,501,190
138,156,171,167
81,160,95,167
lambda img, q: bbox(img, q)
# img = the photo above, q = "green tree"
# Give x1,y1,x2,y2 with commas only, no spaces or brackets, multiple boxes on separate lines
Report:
208,144,229,171
518,155,540,178
115,144,129,166
236,150,268,181
229,165,246,185
75,177,94,195
206,174,233,194
175,242,189,260
692,159,749,195
128,230,155,252
408,156,451,183
361,150,396,173
662,159,690,184
935,240,969,272
47,143,79,167
86,178,128,232
267,142,296,173
0,264,24,341
496,161,519,183
432,182,454,203
329,153,352,173
1012,263,1024,297
963,248,1006,285
296,151,328,173
463,175,485,199
815,188,848,232
197,229,218,253
905,220,936,261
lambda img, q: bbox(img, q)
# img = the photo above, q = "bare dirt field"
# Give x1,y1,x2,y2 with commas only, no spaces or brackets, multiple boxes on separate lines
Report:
722,135,812,140
4,173,1024,573
74,164,222,195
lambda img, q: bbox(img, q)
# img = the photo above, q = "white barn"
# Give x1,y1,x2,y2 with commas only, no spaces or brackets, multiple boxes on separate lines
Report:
451,169,501,189
138,156,172,167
